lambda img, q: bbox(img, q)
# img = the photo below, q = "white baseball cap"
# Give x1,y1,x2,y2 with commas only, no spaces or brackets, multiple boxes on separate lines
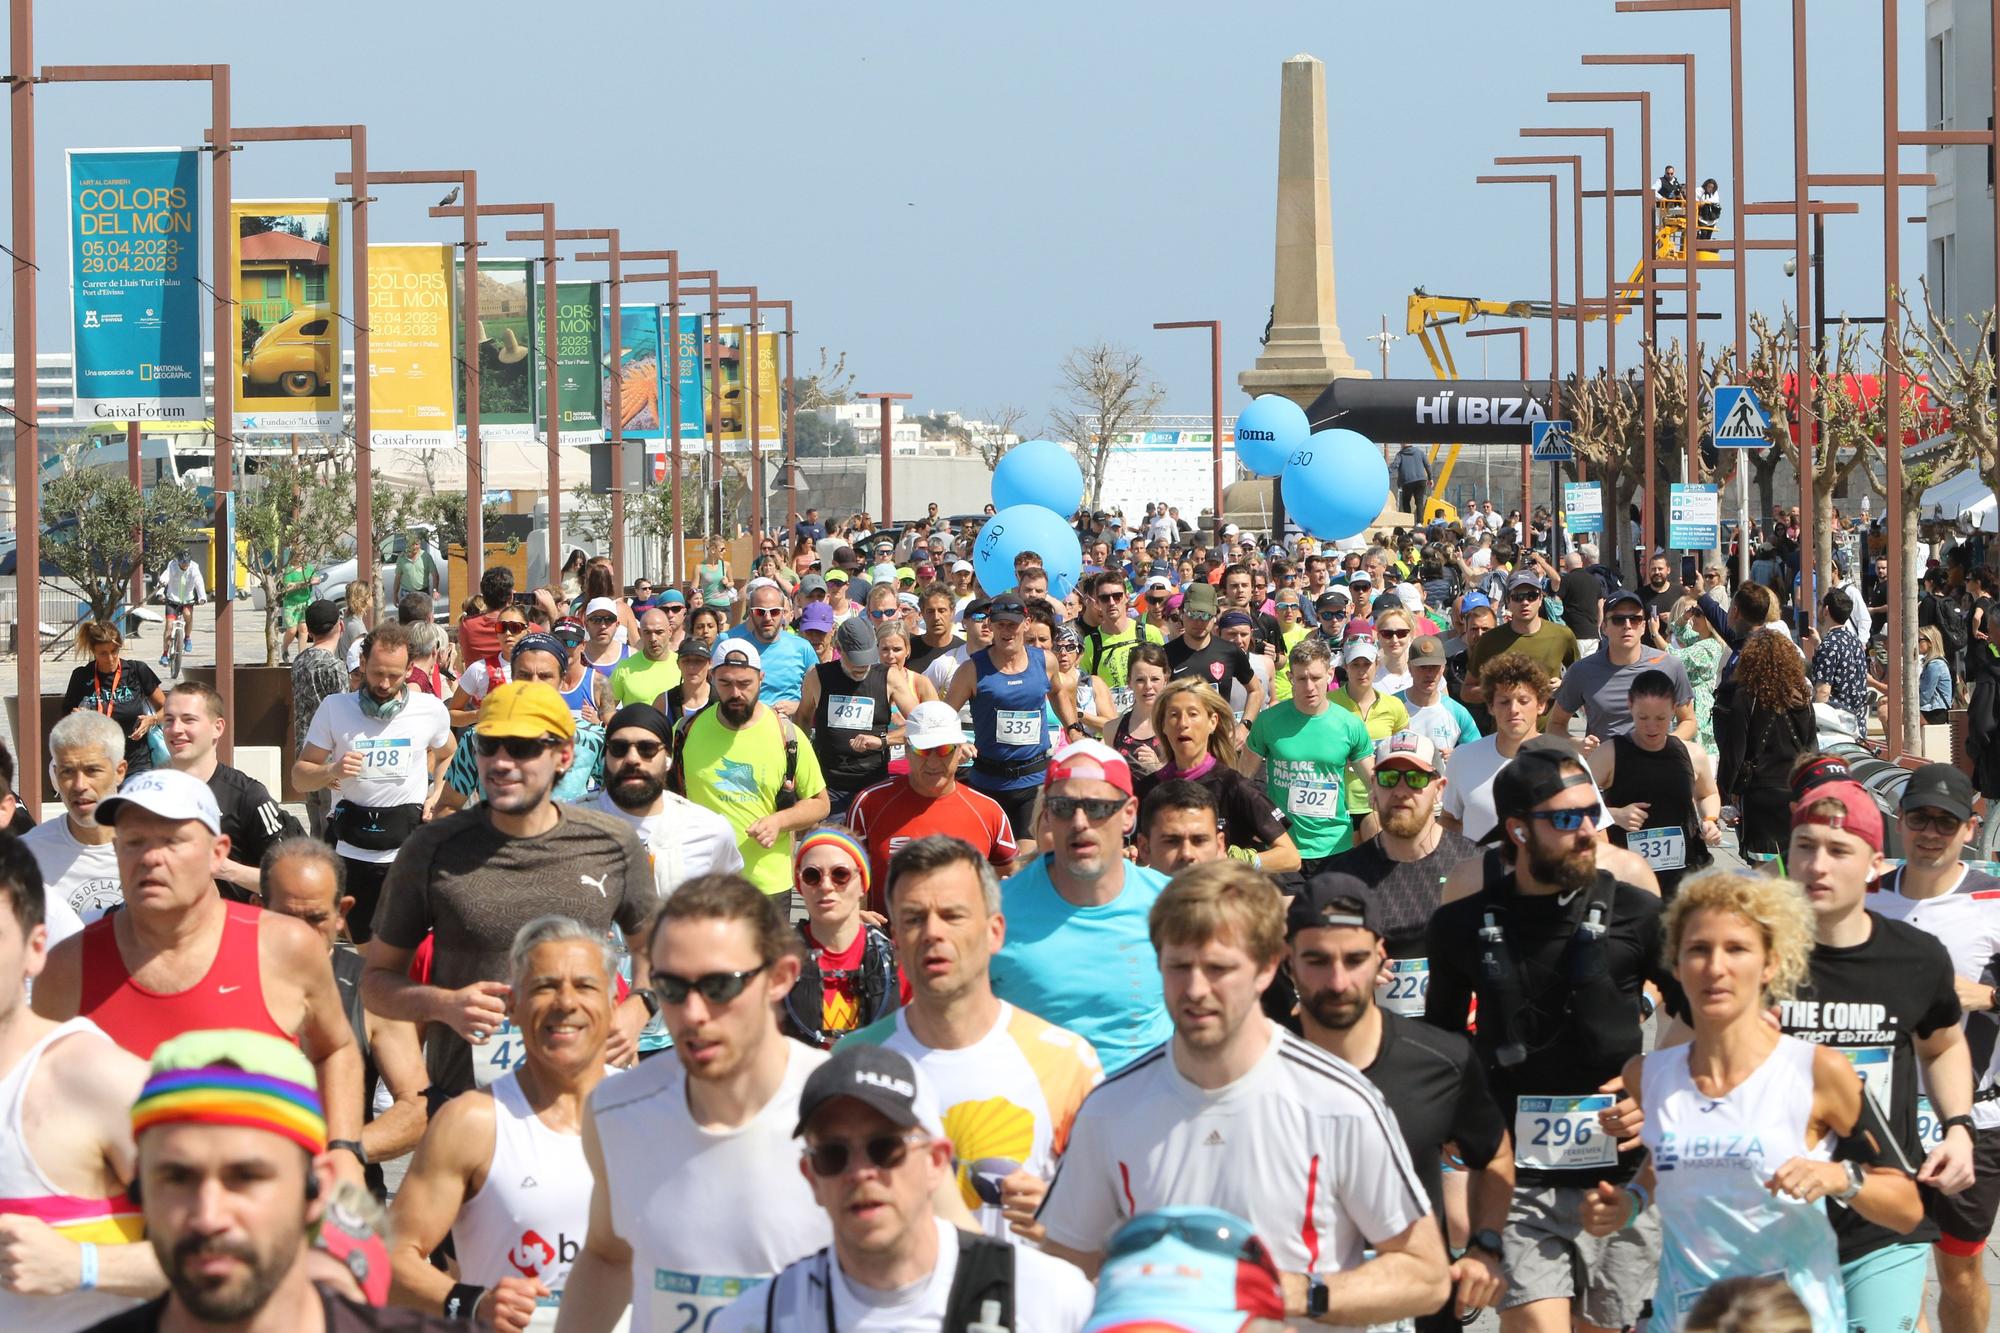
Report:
95,768,222,835
710,638,764,670
951,560,974,574
1341,636,1378,665
903,701,968,750
585,596,621,618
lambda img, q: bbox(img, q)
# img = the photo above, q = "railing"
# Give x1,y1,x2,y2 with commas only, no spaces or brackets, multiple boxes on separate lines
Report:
240,297,295,326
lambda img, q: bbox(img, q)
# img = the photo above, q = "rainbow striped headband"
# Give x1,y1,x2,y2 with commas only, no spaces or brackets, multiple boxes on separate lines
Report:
131,1066,328,1157
794,827,871,894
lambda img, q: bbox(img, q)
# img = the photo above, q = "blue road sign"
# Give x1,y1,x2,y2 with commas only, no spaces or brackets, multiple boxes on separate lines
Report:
1531,419,1574,461
1712,385,1770,448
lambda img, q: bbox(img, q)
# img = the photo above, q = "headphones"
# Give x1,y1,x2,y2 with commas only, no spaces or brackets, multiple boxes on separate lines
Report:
1512,827,1527,842
130,1173,321,1205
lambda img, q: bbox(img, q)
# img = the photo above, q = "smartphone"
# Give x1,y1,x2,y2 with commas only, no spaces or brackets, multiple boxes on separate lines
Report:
1681,555,1699,588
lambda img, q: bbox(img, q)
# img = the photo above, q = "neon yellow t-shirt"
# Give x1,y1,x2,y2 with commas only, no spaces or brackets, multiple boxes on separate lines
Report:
679,708,827,895
1331,689,1410,816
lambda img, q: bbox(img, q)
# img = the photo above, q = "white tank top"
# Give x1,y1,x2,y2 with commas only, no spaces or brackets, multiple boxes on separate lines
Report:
450,1070,594,1331
1639,1034,1846,1332
0,1018,145,1331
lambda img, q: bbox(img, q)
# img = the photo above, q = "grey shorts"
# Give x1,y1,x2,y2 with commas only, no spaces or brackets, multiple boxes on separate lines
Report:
1500,1183,1661,1326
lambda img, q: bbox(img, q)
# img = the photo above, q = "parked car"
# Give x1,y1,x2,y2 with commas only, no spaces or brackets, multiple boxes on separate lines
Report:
316,524,449,619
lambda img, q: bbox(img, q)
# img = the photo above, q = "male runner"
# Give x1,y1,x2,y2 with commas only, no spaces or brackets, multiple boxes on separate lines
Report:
1134,780,1227,877
1547,589,1695,742
945,592,1078,839
160,681,302,899
1244,637,1375,867
1080,570,1164,716
845,702,1017,916
23,711,126,924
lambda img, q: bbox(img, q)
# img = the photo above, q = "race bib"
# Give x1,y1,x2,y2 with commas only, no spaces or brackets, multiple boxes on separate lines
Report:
994,708,1041,745
1376,957,1430,1018
1631,826,1686,871
1837,1046,1895,1117
1514,1094,1618,1170
889,742,906,763
1111,685,1135,715
652,1269,763,1332
829,694,876,730
470,1020,529,1089
1287,779,1339,819
1917,1095,1948,1155
352,736,415,779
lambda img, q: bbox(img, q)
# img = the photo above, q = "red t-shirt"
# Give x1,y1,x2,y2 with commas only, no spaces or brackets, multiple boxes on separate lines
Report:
457,611,503,660
846,778,1020,917
804,926,909,1036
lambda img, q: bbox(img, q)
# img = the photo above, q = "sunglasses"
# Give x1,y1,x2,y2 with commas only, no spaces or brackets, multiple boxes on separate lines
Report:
967,612,990,623
474,735,561,761
1376,769,1436,790
1046,794,1127,822
799,864,858,890
1096,590,1127,601
650,962,770,1007
1377,629,1410,641
802,1132,927,1178
1606,613,1645,627
751,607,787,618
1321,608,1349,619
868,608,900,620
607,738,665,760
497,620,528,633
1903,808,1967,834
587,615,618,626
1507,589,1542,602
1107,1209,1279,1276
1524,807,1598,832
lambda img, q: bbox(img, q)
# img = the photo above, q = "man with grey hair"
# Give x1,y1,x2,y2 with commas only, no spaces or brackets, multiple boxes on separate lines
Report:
721,581,819,712
842,834,1102,1246
404,617,448,698
22,709,126,925
385,914,615,1327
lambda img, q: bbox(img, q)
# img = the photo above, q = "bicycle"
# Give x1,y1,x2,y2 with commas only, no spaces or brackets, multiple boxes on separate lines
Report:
160,603,191,678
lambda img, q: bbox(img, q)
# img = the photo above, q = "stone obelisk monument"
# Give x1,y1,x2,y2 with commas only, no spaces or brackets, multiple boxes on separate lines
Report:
1238,54,1369,406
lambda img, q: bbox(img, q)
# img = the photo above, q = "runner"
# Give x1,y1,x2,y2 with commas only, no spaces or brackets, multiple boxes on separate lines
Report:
843,834,1103,1246
1286,874,1511,1331
712,1043,1095,1331
1105,643,1171,776
1422,748,1672,1333
387,917,615,1331
159,681,303,901
798,618,920,818
436,633,608,814
1330,636,1409,847
1080,570,1165,715
779,828,903,1048
1324,732,1478,1019
23,711,127,925
1137,679,1299,872
988,739,1172,1074
1462,570,1581,701
945,593,1078,840
607,607,681,710
1053,622,1115,737
905,585,963,677
1397,634,1480,754
1440,652,1552,842
1037,860,1450,1328
589,703,742,902
1548,589,1697,742
1135,780,1229,877
0,836,158,1329
447,607,530,728
1585,668,1722,900
1164,584,1261,742
557,875,829,1332
845,702,1017,916
1244,637,1375,869
721,583,821,712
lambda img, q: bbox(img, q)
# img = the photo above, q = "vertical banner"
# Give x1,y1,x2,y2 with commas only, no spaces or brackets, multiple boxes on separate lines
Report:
456,258,536,443
537,280,603,444
1562,482,1603,536
603,304,665,441
702,322,744,449
674,313,706,443
366,243,457,449
753,331,781,449
231,200,342,433
67,148,205,421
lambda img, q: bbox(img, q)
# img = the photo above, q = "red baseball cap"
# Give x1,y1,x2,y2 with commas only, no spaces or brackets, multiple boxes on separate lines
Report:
1789,780,1884,854
1047,738,1134,797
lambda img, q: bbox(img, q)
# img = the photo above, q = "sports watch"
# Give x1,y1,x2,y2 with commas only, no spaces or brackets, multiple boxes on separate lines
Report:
1304,1272,1330,1318
1834,1160,1865,1201
1467,1228,1504,1259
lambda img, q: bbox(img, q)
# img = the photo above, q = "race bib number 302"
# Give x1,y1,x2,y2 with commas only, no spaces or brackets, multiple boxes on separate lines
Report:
1514,1094,1617,1170
1287,779,1339,819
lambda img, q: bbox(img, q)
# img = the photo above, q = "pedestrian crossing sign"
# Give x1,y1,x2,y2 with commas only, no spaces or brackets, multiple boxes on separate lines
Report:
1530,419,1574,461
1712,385,1770,448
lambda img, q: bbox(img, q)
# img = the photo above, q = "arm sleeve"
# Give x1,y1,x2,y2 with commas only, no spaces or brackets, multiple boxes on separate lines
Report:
1035,1101,1125,1251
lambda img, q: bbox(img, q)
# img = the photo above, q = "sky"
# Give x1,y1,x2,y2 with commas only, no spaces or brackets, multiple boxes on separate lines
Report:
4,0,1940,424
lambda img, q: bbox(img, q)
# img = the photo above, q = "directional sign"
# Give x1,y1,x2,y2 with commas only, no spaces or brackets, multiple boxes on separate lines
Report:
1564,482,1603,535
1712,385,1770,448
1669,483,1720,549
1531,419,1574,461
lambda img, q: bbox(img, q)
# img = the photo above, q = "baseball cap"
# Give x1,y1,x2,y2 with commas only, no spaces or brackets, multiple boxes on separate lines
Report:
1487,749,1595,838
677,635,715,660
476,680,577,742
552,616,585,648
304,600,342,637
798,602,835,634
1145,574,1175,594
1791,753,1854,800
986,592,1027,622
962,597,991,623
95,768,223,835
1605,588,1645,612
1285,872,1384,939
825,568,850,584
1181,584,1220,618
1348,570,1374,589
903,700,968,750
793,1044,944,1138
833,616,880,665
1901,762,1977,823
710,638,763,671
1047,738,1135,797
951,559,974,574
1222,523,1240,537
896,566,917,583
1408,635,1447,667
1083,1207,1286,1333
745,576,781,597
797,574,828,597
1457,591,1491,613
1506,570,1544,594
1792,780,1885,853
1374,730,1441,773
1314,588,1351,614
585,596,620,619
1341,636,1377,665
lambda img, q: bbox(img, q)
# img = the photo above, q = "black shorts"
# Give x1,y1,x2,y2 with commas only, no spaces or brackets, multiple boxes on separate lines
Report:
970,783,1040,842
1928,1123,2000,1251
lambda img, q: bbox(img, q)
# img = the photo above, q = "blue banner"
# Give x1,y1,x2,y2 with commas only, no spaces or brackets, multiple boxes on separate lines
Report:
67,148,205,421
673,312,705,444
603,303,663,441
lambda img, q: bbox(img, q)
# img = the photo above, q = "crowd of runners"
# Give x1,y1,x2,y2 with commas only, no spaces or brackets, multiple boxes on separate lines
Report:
4,500,2000,1332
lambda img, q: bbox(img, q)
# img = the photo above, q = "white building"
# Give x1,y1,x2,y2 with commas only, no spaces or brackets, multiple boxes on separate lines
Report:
1926,0,1997,336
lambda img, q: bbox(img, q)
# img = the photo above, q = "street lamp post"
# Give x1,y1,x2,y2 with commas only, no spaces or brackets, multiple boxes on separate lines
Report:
858,393,912,524
1475,173,1559,554
1465,325,1532,520
763,299,799,538
1152,321,1226,531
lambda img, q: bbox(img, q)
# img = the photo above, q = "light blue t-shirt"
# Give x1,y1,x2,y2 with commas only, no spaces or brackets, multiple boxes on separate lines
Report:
723,624,820,706
989,854,1171,1074
1396,692,1481,754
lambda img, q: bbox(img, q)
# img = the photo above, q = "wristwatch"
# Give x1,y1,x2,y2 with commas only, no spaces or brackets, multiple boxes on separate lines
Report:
1942,1113,1977,1138
327,1138,368,1167
1304,1273,1330,1319
1467,1228,1504,1259
636,987,661,1018
1834,1160,1866,1201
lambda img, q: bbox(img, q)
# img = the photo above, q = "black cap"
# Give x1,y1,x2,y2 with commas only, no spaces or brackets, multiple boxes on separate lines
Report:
1901,762,1977,823
793,1044,940,1138
304,600,341,636
1486,749,1593,842
1314,588,1351,613
1286,873,1383,939
604,703,672,744
986,592,1027,622
1790,753,1854,801
1605,588,1645,611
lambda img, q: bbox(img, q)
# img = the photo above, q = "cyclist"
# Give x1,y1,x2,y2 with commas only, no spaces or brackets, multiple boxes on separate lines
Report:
155,547,206,668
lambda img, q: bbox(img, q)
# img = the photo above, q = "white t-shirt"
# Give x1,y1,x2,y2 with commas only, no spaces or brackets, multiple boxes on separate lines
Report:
1869,867,2000,1131
1440,734,1513,841
1040,1025,1428,1327
21,818,123,923
588,789,744,902
302,690,453,863
714,1217,1093,1333
847,1003,1101,1243
458,655,510,703
590,1039,831,1330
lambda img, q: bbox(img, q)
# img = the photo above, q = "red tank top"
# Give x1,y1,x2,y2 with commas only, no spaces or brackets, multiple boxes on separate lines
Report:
78,901,292,1058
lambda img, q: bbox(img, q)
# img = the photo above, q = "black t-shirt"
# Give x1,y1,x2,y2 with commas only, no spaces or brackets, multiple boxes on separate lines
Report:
1424,872,1675,1187
1135,762,1288,855
1559,568,1603,640
906,634,964,675
1638,580,1680,623
209,762,303,886
1360,1010,1508,1222
1777,912,1960,1260
1326,829,1481,958
1166,635,1255,695
82,1287,461,1331
62,658,163,770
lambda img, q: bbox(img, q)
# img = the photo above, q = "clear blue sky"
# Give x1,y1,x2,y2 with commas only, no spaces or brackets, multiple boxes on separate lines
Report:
9,1,1936,422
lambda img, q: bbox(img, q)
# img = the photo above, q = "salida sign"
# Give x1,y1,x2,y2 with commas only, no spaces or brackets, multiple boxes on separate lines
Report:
1305,378,1560,445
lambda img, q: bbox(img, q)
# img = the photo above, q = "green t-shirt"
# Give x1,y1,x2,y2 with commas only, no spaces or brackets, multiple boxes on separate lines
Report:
679,707,827,895
395,549,433,596
610,653,682,708
1270,624,1312,702
1246,701,1373,857
1465,617,1580,685
1081,620,1165,703
280,566,316,610
1330,689,1410,816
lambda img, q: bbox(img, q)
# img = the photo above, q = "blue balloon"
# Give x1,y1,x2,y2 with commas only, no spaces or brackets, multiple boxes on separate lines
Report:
1234,395,1310,477
973,503,1084,600
1281,429,1389,541
992,439,1084,516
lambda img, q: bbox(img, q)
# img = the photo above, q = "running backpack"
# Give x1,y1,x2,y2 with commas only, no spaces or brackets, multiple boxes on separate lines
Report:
670,709,800,810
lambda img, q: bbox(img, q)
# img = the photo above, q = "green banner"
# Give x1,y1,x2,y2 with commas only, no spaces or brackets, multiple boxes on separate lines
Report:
537,279,603,444
455,257,536,443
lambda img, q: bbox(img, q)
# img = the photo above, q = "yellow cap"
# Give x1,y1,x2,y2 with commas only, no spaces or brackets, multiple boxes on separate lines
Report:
475,680,576,741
